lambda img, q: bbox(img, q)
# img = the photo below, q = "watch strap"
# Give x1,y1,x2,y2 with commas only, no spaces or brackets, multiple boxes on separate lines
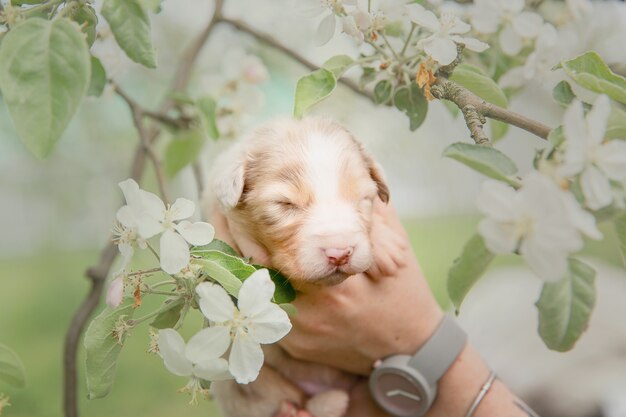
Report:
407,316,467,384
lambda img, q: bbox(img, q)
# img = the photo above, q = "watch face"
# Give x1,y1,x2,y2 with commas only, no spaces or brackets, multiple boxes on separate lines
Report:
371,368,430,417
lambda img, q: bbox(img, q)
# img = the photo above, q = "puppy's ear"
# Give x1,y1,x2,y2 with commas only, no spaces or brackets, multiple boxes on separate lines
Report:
212,145,247,210
359,145,390,203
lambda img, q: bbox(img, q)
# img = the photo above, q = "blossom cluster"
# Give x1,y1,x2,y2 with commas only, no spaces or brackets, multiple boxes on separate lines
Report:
106,180,292,397
197,47,269,139
477,95,626,282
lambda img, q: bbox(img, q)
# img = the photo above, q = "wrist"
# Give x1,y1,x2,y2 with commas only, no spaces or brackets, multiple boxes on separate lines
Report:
424,345,527,417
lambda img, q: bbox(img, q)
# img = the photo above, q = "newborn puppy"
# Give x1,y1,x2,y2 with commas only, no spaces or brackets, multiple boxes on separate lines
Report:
204,117,397,417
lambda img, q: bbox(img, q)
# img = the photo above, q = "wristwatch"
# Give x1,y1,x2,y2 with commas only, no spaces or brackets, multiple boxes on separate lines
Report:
369,316,467,417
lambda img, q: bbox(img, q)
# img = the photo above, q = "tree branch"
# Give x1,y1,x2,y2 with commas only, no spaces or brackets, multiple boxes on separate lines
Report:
113,83,171,204
431,77,552,141
62,1,225,415
218,17,374,101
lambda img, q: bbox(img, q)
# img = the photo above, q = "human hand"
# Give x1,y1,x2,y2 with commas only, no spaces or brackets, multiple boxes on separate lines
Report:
210,199,443,376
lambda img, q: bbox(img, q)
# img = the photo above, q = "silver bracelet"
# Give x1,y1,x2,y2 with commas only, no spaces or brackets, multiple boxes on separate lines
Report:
464,371,497,417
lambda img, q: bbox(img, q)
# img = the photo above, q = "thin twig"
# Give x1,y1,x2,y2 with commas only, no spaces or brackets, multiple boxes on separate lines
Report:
113,84,170,204
218,17,374,101
143,109,192,130
62,2,225,416
431,77,551,141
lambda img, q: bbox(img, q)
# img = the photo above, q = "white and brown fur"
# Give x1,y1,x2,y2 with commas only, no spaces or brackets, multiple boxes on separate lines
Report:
203,117,394,417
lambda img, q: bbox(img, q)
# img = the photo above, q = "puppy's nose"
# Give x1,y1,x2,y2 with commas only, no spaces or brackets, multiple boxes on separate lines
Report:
325,247,353,266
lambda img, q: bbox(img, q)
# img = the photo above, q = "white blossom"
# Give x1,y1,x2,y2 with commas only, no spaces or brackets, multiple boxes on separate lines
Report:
567,0,593,20
477,172,601,282
113,179,148,271
408,5,488,65
119,179,215,275
558,95,626,210
499,23,559,89
470,0,543,56
158,328,231,403
194,269,292,384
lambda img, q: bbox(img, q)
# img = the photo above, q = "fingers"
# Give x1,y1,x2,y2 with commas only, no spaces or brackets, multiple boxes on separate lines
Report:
208,204,240,250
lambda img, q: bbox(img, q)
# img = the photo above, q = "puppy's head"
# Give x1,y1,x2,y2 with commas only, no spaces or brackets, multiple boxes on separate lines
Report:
211,117,389,286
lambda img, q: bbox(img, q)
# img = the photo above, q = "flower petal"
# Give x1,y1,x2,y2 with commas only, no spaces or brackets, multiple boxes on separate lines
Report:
118,179,142,208
158,329,193,377
160,230,190,274
499,66,527,89
185,326,231,363
170,198,196,221
580,165,613,210
595,140,626,182
139,189,166,221
470,7,500,34
423,36,458,65
559,100,587,178
106,276,124,308
478,218,518,254
315,13,336,46
116,205,136,228
499,25,522,56
586,95,611,147
450,35,489,52
247,304,292,344
118,242,134,270
228,329,264,384
175,221,215,246
196,282,236,322
193,358,231,381
407,5,440,32
512,12,543,38
238,269,275,314
476,181,518,222
559,191,603,240
136,217,163,240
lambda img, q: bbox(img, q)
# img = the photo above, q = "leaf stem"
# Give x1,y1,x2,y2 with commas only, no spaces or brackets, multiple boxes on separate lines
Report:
127,267,162,277
400,24,416,58
380,32,401,62
22,0,64,17
146,242,161,262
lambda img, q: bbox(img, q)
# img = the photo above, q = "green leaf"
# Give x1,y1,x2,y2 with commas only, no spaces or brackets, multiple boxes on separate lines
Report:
394,84,428,131
450,64,508,108
192,239,239,257
442,142,519,185
85,298,135,399
11,0,44,4
615,212,626,268
0,18,90,158
164,129,204,177
0,343,25,388
149,297,185,329
536,258,596,352
293,68,336,118
70,5,98,47
253,266,296,304
561,51,626,105
447,234,495,311
553,80,576,107
197,97,220,140
321,55,354,79
101,0,156,68
196,251,257,297
138,0,163,13
374,80,393,104
548,126,565,147
359,67,376,88
279,303,298,316
606,105,626,140
87,56,107,97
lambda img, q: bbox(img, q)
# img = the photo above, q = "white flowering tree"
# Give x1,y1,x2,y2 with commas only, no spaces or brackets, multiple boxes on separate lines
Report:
0,0,625,416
